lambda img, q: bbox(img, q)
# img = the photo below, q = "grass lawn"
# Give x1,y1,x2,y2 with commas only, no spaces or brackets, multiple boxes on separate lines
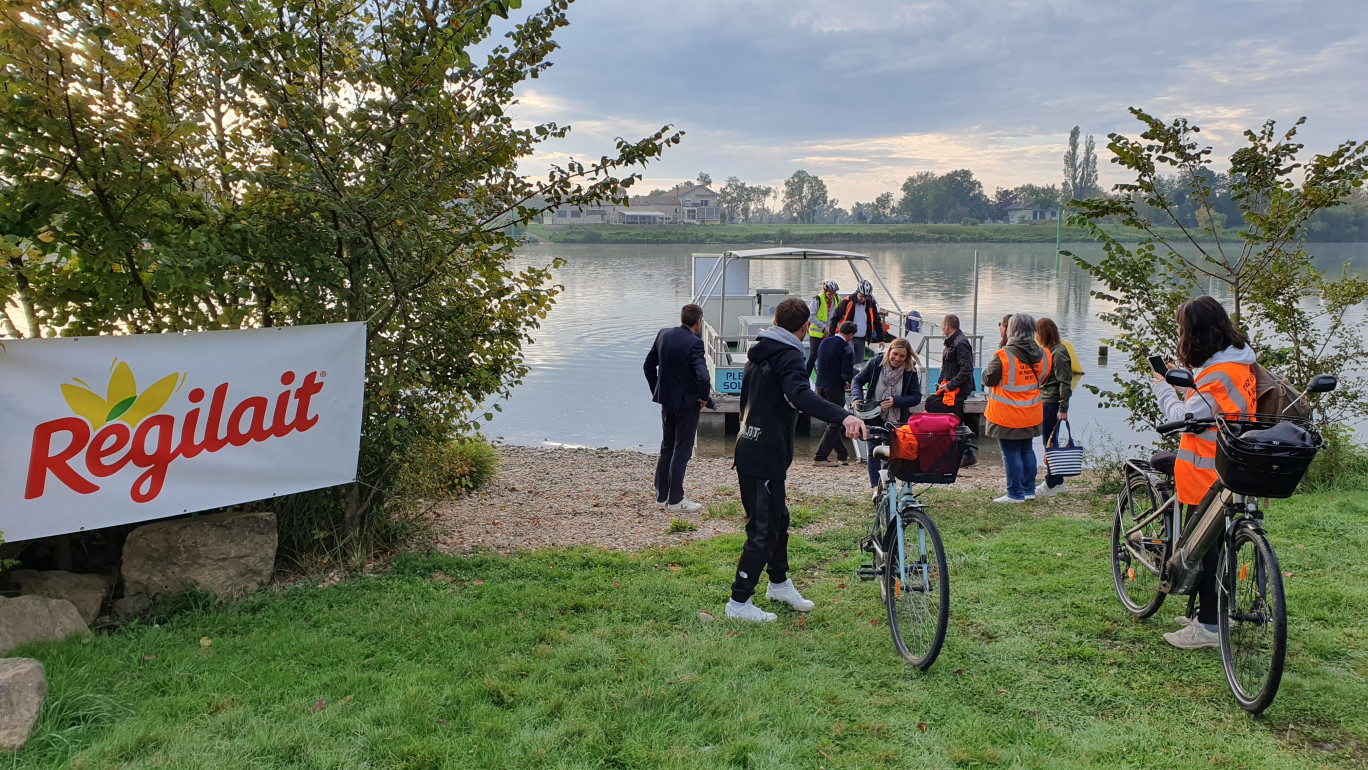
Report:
6,487,1368,768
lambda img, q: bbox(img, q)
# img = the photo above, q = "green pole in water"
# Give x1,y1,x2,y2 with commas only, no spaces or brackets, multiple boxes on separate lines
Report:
1055,206,1064,273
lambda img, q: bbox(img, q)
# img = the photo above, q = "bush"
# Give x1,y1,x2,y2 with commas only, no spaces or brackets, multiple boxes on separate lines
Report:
959,217,981,226
395,436,500,501
580,228,603,243
668,519,697,533
1304,424,1368,492
0,531,16,575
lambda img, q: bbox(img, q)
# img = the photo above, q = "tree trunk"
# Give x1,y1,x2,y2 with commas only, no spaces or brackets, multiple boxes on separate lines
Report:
343,482,363,536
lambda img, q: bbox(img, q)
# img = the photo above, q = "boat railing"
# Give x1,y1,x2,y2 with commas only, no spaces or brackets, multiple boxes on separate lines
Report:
915,334,986,392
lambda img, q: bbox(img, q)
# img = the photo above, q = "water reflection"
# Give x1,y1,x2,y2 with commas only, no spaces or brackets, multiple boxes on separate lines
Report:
488,242,1368,457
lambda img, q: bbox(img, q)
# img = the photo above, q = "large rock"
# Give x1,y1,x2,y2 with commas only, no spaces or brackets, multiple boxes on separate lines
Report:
121,512,277,599
6,570,112,626
0,658,46,751
0,596,90,656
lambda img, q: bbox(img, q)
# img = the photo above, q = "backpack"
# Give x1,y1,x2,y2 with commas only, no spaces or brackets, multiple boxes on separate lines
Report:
1252,363,1310,420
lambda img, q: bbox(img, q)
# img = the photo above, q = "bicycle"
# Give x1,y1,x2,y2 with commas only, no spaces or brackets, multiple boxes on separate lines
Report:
1111,368,1335,714
855,404,969,669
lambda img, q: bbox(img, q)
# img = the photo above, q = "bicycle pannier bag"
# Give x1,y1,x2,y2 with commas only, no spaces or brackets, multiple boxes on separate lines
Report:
1044,421,1084,478
1252,362,1310,421
889,413,963,484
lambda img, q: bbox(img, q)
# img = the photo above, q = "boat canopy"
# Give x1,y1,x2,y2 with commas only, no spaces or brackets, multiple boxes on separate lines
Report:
719,247,872,261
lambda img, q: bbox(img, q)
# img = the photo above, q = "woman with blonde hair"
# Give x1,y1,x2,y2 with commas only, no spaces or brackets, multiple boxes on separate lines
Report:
852,337,922,495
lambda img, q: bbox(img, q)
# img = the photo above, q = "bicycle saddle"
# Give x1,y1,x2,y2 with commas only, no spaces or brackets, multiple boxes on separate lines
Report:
1150,451,1177,477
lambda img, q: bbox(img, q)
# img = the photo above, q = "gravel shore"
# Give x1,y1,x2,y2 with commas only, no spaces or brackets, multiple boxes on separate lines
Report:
431,444,1084,555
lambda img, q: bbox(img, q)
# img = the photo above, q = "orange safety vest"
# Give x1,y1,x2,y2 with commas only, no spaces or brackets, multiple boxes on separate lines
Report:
837,298,878,339
984,347,1052,429
1175,361,1258,505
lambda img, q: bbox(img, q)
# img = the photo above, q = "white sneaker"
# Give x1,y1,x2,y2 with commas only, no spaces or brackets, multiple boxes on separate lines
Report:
766,579,815,612
992,494,1025,504
725,599,777,622
1025,492,1037,501
1163,622,1219,650
1037,483,1065,498
666,499,703,512
1174,615,1195,628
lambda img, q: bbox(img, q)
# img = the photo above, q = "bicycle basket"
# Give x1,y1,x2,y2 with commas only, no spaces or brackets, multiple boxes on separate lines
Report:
889,425,969,484
1214,413,1322,498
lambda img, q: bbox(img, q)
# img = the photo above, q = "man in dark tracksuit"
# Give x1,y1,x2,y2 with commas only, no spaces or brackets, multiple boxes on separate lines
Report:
925,314,978,466
644,303,715,510
727,298,867,622
813,322,857,464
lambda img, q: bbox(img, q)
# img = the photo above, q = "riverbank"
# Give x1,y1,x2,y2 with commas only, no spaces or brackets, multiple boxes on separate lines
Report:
533,221,1241,245
430,445,1095,554
10,482,1365,767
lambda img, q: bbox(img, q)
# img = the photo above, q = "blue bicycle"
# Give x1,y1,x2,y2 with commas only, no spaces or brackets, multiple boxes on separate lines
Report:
856,407,965,669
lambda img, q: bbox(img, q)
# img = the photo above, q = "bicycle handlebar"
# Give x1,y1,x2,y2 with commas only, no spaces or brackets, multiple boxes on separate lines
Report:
1156,414,1217,436
1155,419,1188,435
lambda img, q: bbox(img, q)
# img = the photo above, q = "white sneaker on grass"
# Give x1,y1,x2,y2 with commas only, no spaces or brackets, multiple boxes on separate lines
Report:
992,494,1025,504
766,579,815,612
1037,483,1066,498
1163,622,1219,650
1025,492,1037,501
1174,615,1195,627
725,599,777,622
666,499,703,512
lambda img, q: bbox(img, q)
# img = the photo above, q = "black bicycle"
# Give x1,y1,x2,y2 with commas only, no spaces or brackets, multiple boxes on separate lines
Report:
856,404,970,669
1111,369,1335,714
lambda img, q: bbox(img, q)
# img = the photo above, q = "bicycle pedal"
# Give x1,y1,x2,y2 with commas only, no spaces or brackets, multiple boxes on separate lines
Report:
856,564,879,581
858,535,875,553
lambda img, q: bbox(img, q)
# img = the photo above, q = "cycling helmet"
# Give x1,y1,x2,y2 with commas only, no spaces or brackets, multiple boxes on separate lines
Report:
823,279,839,293
857,279,873,296
851,399,883,422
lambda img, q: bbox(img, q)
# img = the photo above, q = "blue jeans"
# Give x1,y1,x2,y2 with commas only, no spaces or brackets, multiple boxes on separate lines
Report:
998,438,1037,501
866,441,881,488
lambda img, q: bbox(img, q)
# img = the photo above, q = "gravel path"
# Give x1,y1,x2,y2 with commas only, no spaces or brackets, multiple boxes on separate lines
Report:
431,445,1084,555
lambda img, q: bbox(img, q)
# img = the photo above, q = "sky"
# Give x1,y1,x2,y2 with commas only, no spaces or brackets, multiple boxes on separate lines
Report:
502,0,1368,207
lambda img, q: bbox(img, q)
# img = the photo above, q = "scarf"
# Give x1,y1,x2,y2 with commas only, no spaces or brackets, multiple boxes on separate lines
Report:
874,358,906,421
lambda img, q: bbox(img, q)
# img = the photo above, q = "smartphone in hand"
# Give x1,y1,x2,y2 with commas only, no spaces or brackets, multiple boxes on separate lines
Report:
1149,355,1168,375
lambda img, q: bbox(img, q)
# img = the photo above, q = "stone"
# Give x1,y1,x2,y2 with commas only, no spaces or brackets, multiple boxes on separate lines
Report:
0,658,46,751
112,594,153,621
121,512,277,599
0,596,90,656
5,570,112,626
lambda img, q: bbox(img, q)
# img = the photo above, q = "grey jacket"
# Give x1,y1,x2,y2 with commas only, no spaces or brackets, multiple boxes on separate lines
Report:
982,340,1047,440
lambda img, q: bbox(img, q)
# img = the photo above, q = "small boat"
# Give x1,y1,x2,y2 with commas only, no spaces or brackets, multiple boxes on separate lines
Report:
689,247,989,428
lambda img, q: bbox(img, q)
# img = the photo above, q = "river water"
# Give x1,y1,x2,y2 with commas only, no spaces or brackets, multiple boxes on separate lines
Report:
486,242,1368,458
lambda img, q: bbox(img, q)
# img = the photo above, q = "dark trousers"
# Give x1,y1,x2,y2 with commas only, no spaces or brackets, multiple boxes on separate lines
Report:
1189,504,1220,627
813,386,849,461
851,339,867,365
731,474,790,602
1041,402,1064,489
654,404,701,505
927,392,975,459
805,337,822,377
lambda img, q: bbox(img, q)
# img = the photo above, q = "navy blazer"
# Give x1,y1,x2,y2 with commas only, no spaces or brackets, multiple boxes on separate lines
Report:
644,325,714,411
814,335,854,391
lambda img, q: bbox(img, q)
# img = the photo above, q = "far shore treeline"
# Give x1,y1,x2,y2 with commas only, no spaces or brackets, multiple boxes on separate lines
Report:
551,126,1368,244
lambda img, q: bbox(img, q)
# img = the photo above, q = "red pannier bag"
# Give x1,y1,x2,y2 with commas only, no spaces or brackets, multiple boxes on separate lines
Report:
889,413,964,484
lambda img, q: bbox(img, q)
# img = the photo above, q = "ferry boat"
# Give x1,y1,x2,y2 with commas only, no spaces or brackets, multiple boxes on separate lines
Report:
689,247,989,431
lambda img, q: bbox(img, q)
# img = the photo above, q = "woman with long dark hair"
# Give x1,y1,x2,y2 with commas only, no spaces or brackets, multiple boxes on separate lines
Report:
1151,295,1257,650
1036,318,1073,496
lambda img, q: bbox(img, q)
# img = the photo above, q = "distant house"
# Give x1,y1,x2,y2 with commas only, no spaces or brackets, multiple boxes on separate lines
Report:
1006,200,1059,224
538,184,723,226
630,184,722,225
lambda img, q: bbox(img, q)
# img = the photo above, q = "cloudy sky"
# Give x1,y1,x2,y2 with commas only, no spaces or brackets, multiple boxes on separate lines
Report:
504,0,1368,206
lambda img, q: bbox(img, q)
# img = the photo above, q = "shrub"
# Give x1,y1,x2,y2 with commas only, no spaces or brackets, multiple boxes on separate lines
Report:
0,531,17,575
1304,424,1368,492
580,228,603,243
959,217,981,226
395,436,501,501
668,519,698,533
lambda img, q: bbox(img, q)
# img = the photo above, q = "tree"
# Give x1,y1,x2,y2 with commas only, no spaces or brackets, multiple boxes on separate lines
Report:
1064,126,1100,200
696,172,712,187
897,170,990,223
897,171,939,223
1067,108,1368,431
718,177,774,224
0,0,680,548
1011,183,1066,210
782,170,829,224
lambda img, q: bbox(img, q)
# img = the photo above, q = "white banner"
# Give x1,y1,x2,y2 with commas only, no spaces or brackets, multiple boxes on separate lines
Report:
0,323,365,542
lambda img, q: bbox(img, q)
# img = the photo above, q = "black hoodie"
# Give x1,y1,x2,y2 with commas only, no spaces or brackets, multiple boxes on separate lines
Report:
734,330,852,479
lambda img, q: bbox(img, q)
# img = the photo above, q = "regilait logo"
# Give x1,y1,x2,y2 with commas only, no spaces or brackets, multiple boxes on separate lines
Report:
25,359,326,503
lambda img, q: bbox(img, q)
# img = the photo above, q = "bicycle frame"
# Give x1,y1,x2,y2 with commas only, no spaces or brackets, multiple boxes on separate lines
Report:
1119,461,1266,596
874,466,929,594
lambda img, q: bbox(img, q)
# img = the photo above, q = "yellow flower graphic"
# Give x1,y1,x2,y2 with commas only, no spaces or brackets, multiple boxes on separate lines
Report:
61,359,185,429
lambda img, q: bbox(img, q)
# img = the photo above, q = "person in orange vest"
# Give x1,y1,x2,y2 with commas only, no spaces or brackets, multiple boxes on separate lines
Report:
1151,295,1257,650
826,280,883,364
982,313,1050,503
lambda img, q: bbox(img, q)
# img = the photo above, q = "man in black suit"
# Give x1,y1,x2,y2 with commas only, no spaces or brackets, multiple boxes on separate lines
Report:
644,303,715,511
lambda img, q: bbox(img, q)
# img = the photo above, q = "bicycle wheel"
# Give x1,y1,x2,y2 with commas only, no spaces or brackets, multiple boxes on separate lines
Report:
1111,471,1169,618
1219,526,1287,714
884,508,949,669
